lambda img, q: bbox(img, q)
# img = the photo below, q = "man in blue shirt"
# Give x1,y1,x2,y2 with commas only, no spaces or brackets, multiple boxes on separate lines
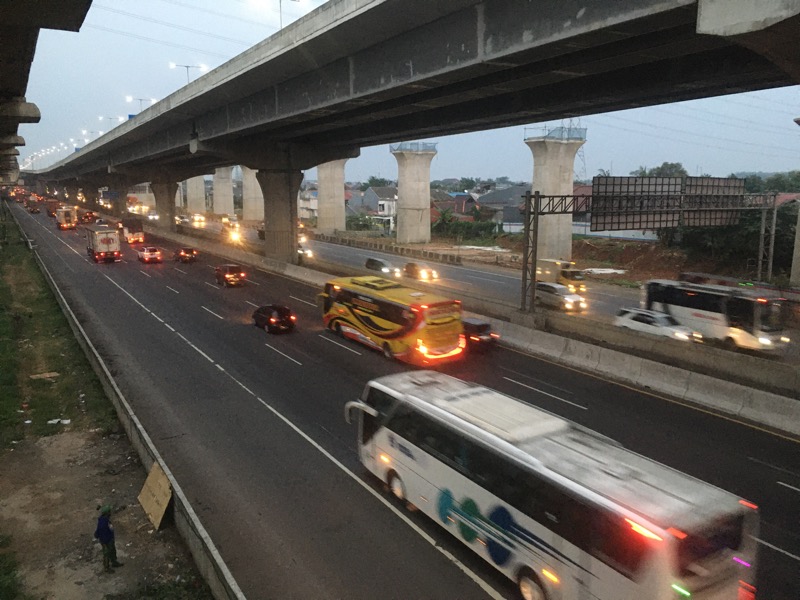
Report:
94,505,123,572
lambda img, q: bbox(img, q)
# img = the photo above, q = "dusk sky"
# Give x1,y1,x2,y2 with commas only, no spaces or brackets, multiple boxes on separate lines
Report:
20,0,800,184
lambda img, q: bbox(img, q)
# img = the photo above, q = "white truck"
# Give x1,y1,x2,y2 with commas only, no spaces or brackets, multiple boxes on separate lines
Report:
536,258,587,293
55,207,79,230
85,225,121,263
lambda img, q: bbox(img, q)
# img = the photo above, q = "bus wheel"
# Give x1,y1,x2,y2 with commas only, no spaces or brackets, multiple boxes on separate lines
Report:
382,343,394,360
333,322,343,337
388,472,406,503
518,569,547,600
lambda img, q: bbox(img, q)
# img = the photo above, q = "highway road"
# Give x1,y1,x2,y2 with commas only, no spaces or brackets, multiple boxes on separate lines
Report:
174,218,638,318
10,202,800,600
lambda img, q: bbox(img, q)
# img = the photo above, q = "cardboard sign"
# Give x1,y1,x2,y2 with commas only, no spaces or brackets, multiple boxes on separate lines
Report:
138,462,172,529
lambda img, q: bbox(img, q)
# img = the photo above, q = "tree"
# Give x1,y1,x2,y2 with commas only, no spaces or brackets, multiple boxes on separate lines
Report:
629,166,648,177
458,177,477,192
597,168,612,177
359,176,392,191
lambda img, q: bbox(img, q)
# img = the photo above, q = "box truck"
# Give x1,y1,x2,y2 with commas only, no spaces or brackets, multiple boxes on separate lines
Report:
85,225,121,263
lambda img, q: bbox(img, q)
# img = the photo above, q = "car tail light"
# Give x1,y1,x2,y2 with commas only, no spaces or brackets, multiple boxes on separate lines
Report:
290,315,297,321
240,272,246,277
269,317,277,323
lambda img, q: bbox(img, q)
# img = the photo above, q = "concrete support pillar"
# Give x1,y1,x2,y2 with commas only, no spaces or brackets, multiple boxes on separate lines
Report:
152,182,178,232
107,184,129,217
525,134,585,260
392,144,437,244
82,187,100,209
175,185,183,209
316,158,348,234
242,167,264,221
212,167,234,216
790,202,800,287
65,185,79,205
255,169,303,263
186,176,206,214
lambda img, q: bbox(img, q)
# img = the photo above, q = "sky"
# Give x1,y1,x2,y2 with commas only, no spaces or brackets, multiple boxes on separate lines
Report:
20,0,800,184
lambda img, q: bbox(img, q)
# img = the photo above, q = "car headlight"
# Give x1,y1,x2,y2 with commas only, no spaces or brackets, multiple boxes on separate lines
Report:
780,336,790,343
673,332,689,341
580,302,587,309
692,332,703,340
758,336,772,346
381,267,389,273
564,302,573,309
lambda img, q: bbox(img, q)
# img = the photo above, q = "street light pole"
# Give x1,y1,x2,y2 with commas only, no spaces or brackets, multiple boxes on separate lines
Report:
126,96,156,111
169,62,208,84
279,0,300,29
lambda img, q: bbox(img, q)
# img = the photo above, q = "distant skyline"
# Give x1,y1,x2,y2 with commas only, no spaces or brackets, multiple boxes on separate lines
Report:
19,1,800,185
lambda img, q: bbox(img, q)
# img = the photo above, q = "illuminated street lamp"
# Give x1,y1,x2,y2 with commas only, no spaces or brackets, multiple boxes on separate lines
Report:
169,62,208,84
99,115,125,126
126,95,157,111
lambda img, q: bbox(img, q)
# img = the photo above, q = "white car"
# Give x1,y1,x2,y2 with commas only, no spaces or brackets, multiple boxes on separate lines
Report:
614,308,701,342
136,246,162,263
535,282,587,312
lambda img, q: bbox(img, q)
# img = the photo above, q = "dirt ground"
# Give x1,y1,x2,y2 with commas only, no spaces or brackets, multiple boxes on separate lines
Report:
0,429,208,600
418,236,717,283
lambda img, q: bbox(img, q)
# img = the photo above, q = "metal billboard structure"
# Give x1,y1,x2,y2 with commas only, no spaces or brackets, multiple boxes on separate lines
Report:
519,177,777,313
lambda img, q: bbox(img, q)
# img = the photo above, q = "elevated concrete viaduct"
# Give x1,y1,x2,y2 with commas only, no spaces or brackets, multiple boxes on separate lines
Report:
17,0,800,262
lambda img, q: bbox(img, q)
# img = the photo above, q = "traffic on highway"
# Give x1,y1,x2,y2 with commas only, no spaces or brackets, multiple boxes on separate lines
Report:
8,199,800,600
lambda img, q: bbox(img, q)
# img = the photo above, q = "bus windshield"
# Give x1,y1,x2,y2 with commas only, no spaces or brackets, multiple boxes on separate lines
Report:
562,269,585,281
677,514,744,577
758,300,787,332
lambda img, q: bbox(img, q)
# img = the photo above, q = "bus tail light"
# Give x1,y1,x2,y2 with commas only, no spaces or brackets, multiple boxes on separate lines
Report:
739,499,758,510
737,581,756,600
379,454,390,464
666,527,687,539
625,518,662,541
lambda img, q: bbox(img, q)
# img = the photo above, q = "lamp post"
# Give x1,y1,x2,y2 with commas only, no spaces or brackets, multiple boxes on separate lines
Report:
169,62,208,84
126,95,157,111
279,0,300,29
98,116,125,130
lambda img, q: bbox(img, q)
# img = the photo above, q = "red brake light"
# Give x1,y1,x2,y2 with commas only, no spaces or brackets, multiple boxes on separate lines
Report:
269,317,277,323
240,272,246,277
739,500,758,510
666,527,687,539
470,336,479,341
290,315,296,320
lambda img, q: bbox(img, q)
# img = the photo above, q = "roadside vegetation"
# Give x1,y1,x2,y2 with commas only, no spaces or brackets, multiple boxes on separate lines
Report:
0,203,212,600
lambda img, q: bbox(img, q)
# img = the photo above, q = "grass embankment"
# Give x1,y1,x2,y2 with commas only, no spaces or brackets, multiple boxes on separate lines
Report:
0,203,211,600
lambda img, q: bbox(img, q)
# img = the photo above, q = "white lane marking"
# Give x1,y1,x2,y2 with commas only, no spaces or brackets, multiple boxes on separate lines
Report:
752,537,800,562
216,364,225,372
165,324,176,332
290,295,316,307
246,279,260,286
174,267,188,274
245,301,260,308
503,377,588,410
104,275,154,314
777,481,800,494
167,286,180,294
319,334,362,355
139,270,152,278
264,342,302,365
205,282,218,289
202,306,224,320
176,332,215,363
249,393,504,600
499,365,574,396
748,457,800,478
151,314,164,323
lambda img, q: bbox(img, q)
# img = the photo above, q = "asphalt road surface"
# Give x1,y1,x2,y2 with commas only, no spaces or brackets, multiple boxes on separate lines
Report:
10,203,800,600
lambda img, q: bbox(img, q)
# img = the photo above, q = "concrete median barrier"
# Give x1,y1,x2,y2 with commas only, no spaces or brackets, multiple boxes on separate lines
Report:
739,390,800,437
635,361,691,401
682,372,746,417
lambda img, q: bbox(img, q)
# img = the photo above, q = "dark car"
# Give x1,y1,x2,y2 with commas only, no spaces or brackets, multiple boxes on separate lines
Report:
27,205,40,214
215,264,246,287
81,211,97,223
403,262,439,281
252,304,296,333
173,247,199,263
462,317,499,352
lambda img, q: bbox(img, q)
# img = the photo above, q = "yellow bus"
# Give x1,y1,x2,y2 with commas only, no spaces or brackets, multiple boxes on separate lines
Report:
319,276,466,365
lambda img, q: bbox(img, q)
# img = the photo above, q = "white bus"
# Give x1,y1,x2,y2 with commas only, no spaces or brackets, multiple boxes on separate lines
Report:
346,371,759,600
641,279,791,352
